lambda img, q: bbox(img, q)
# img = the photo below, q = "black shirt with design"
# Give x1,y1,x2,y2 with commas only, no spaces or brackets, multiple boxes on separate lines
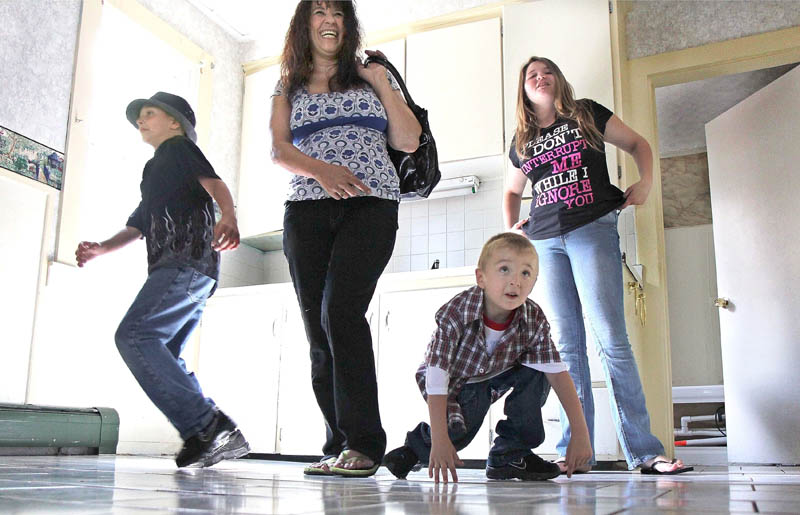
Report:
126,135,220,281
509,99,625,240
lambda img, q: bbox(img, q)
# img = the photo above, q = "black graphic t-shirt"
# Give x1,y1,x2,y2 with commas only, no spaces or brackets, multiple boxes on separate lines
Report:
126,136,220,280
509,99,625,240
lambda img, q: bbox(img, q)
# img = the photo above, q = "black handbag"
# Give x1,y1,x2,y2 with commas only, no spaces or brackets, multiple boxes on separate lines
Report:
364,55,441,200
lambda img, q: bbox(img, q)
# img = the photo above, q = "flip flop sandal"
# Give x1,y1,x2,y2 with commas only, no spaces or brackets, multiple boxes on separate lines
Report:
329,450,380,478
640,458,694,475
303,456,337,476
554,458,591,474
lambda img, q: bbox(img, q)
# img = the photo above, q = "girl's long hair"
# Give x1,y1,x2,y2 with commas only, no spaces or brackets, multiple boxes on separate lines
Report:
514,56,604,159
280,1,365,98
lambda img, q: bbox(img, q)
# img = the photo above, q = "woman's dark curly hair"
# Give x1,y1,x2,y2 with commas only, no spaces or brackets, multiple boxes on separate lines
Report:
280,1,366,98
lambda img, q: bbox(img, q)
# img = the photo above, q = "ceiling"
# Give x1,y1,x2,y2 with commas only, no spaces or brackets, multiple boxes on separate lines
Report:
185,0,798,159
655,63,798,157
185,0,498,49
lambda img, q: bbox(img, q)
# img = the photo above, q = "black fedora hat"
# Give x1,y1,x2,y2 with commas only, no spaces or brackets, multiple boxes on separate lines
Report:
126,92,197,142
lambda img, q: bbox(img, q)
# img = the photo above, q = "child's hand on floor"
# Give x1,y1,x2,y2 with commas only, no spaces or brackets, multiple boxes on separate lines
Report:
428,438,463,483
564,431,593,477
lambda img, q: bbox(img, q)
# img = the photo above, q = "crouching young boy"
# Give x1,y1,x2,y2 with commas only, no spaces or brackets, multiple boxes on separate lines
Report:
384,233,592,482
75,92,249,468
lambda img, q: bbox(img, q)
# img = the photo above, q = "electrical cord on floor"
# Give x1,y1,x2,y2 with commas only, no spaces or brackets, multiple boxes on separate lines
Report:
715,405,726,436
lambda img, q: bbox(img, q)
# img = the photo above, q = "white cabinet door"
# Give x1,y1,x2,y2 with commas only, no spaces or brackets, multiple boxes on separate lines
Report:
275,298,326,455
502,0,618,196
406,18,503,165
377,287,492,460
496,386,622,460
238,65,293,239
276,292,380,455
199,289,284,453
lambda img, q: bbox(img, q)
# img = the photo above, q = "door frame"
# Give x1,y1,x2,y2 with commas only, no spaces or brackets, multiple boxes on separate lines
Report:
609,5,800,456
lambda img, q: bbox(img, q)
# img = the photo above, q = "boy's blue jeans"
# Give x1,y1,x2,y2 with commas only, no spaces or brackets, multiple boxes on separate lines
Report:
405,365,550,467
531,210,664,468
115,266,217,440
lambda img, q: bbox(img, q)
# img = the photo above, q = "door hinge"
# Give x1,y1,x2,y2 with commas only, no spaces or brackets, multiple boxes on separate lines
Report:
609,1,613,14
617,165,622,180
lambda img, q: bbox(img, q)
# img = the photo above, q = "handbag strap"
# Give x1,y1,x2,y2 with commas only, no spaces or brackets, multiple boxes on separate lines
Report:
363,55,419,110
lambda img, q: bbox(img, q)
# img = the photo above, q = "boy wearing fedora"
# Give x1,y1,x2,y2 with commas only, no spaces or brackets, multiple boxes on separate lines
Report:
75,92,250,468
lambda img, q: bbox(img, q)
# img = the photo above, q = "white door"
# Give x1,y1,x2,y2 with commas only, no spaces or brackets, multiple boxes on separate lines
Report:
705,64,800,464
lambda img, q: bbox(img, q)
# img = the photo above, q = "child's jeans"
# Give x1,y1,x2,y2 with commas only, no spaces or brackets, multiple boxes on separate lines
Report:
404,365,550,467
531,210,664,468
115,266,217,440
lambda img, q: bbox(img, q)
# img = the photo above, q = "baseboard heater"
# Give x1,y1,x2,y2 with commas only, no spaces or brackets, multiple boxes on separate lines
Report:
0,403,119,456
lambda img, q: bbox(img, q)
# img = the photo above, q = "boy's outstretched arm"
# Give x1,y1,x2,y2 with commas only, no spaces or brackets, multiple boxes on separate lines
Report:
427,394,463,483
546,371,593,477
198,177,239,251
75,226,142,267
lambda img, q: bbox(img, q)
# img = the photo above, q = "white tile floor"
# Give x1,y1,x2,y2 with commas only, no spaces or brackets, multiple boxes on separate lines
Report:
0,456,798,514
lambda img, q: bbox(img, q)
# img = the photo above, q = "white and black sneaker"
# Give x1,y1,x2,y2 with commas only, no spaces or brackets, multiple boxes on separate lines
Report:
486,453,561,481
175,410,250,468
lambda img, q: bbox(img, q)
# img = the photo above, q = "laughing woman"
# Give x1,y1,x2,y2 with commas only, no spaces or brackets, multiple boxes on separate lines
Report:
270,0,421,477
502,56,692,476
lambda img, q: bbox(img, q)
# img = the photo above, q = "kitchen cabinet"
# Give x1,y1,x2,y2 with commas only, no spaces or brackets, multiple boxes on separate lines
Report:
274,294,380,455
403,17,504,165
489,385,622,461
502,0,619,197
237,64,289,240
237,39,406,241
199,270,622,461
198,286,284,453
376,286,492,459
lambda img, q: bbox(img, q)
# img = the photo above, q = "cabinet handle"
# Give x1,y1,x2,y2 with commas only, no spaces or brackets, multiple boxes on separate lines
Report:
385,310,390,330
272,319,276,337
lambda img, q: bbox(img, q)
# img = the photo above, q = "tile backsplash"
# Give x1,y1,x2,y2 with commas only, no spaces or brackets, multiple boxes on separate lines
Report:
223,176,640,285
252,177,506,283
391,177,505,273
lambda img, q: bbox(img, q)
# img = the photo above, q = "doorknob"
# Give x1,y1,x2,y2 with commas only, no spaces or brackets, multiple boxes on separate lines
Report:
714,298,730,309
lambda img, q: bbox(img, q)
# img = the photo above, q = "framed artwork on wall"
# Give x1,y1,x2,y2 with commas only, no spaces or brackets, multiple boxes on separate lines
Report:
0,126,63,190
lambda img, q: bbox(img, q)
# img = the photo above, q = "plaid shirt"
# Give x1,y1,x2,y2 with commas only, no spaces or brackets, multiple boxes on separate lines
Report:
415,285,561,433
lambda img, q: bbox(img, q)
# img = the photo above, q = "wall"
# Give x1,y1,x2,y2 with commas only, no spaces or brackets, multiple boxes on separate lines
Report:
0,0,81,152
262,176,506,282
135,0,244,189
660,152,721,387
219,244,265,287
626,0,800,59
1,0,247,453
660,153,712,228
665,224,722,387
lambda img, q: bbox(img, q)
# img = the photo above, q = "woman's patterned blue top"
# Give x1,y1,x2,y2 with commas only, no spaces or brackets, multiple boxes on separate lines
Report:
273,73,401,202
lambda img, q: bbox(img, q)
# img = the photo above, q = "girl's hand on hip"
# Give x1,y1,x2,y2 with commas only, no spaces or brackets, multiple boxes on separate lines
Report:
317,163,372,199
622,179,652,208
510,217,529,235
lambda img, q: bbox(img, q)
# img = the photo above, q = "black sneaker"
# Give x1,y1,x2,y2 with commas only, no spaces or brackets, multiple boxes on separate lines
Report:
383,445,419,479
486,453,561,481
175,410,250,468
